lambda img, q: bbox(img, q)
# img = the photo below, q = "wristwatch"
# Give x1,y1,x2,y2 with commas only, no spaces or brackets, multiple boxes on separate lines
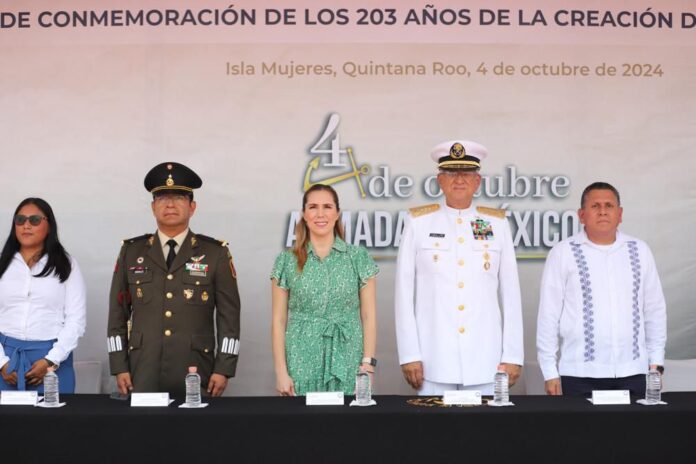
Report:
44,358,58,369
361,357,377,367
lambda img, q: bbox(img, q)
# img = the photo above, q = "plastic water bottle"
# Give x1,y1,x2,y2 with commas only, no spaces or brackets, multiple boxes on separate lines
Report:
43,367,60,406
493,370,509,404
185,366,202,407
355,369,372,405
645,368,662,404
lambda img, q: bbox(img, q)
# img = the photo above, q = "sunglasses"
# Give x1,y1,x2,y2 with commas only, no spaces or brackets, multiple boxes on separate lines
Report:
14,214,47,226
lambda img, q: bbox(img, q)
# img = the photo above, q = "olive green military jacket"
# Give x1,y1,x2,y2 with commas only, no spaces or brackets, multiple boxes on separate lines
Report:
107,230,240,394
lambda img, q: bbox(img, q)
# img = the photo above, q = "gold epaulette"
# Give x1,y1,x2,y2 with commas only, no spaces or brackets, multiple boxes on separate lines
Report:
409,203,440,218
476,206,506,219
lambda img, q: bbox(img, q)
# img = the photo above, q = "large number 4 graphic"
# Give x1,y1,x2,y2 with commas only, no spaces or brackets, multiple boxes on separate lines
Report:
304,113,370,197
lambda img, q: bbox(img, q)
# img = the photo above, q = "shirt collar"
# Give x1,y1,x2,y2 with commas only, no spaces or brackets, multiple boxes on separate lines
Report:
442,199,475,217
307,236,347,256
157,228,189,249
577,228,626,249
13,251,48,268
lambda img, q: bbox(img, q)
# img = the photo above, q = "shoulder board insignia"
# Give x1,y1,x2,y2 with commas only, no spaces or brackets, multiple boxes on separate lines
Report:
122,233,153,245
408,203,440,218
196,234,228,247
476,206,506,219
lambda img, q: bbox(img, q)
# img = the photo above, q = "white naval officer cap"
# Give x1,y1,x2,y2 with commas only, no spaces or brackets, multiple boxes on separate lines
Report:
431,140,488,171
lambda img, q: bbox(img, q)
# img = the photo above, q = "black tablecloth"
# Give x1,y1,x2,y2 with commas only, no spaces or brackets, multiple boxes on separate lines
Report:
2,393,694,463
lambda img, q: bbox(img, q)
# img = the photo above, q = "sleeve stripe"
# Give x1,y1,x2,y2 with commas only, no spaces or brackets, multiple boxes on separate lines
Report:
108,336,124,353
232,339,240,355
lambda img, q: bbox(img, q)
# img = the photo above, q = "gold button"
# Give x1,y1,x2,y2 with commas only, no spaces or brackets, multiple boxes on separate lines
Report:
196,281,200,286
458,259,464,266
167,274,174,280
457,218,463,224
458,305,465,311
166,292,173,299
165,310,172,318
459,327,465,334
136,280,140,285
204,349,209,353
458,282,464,289
129,346,133,350
458,237,464,244
434,242,440,248
164,329,172,336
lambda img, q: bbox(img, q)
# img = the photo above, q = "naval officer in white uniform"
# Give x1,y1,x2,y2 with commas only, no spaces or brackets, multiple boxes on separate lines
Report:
395,140,524,395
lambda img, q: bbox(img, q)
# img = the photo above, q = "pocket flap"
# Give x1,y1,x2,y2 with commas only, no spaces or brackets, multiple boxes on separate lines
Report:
182,272,212,286
421,238,451,250
191,334,216,353
127,270,153,284
129,331,143,350
471,239,502,251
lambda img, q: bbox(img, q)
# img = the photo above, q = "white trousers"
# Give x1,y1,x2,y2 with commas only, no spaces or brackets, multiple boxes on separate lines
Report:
419,380,494,396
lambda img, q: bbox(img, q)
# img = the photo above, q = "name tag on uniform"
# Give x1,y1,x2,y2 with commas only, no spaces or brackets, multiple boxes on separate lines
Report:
1,391,38,405
306,391,344,406
444,390,481,405
130,392,172,407
185,263,209,277
589,390,630,405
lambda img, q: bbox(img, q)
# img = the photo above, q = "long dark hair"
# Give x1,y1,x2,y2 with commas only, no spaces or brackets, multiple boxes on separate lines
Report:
0,198,72,282
293,184,345,272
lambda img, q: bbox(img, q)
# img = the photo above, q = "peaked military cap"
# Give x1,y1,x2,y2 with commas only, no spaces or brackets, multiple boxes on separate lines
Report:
144,162,202,194
431,140,488,171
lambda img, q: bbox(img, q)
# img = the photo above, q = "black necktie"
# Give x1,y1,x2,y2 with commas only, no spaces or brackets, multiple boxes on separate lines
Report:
166,239,177,269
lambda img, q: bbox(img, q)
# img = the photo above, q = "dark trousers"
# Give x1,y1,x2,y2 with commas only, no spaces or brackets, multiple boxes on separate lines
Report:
561,374,646,398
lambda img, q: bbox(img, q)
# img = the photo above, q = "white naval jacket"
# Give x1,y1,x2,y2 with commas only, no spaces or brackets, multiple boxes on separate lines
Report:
536,230,666,381
395,201,524,386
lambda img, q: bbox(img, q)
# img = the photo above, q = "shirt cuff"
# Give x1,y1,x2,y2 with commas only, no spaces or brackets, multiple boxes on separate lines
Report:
500,356,524,367
45,348,65,365
540,363,560,381
398,355,421,366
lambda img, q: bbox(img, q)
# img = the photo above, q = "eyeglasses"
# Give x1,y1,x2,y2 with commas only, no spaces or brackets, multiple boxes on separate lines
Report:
14,214,47,226
154,194,190,204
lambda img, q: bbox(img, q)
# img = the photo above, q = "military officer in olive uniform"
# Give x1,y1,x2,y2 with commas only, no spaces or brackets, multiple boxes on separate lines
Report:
108,162,240,397
395,140,523,395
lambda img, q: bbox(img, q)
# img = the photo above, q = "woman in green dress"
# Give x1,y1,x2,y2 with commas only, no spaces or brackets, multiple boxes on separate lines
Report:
271,184,378,396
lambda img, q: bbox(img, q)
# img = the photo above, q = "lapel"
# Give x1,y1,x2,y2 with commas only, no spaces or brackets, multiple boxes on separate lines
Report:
146,233,167,272
169,230,198,273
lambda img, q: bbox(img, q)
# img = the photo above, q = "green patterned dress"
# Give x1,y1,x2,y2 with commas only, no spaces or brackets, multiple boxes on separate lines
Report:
271,238,379,395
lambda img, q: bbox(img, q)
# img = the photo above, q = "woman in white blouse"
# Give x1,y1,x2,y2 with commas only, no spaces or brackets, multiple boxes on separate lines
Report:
0,198,86,392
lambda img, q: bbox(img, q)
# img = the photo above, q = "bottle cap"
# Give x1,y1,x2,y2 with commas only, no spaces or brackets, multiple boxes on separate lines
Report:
188,366,198,373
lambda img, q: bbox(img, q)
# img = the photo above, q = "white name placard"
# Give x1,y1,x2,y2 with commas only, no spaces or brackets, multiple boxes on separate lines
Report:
1,391,38,406
444,390,482,406
130,392,171,407
591,390,631,405
306,391,344,406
